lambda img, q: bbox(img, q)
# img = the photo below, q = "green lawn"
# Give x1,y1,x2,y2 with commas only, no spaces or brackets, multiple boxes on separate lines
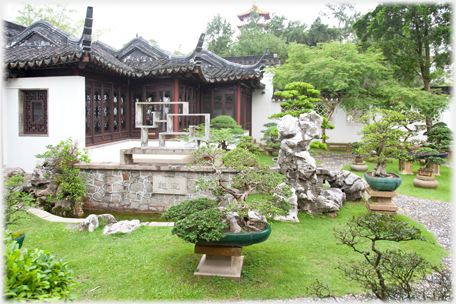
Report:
342,159,452,203
10,203,448,302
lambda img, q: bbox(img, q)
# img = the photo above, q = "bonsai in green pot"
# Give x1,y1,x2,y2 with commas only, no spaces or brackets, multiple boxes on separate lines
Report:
162,147,292,278
163,147,292,240
357,109,409,191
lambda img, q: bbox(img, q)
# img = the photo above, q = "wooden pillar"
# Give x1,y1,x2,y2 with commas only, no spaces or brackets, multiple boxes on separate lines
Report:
236,83,241,125
173,77,179,133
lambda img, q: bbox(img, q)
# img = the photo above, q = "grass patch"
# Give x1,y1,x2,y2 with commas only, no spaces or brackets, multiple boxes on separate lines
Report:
342,159,452,202
9,204,447,302
258,152,275,166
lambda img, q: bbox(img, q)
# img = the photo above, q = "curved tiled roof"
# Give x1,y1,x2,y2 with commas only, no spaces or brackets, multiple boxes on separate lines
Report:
4,7,268,83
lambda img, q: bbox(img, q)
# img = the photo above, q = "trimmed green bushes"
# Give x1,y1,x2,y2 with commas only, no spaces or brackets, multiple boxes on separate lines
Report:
4,235,78,301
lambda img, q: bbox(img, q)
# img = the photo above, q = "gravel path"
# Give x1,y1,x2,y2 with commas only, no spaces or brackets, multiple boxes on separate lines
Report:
394,194,453,267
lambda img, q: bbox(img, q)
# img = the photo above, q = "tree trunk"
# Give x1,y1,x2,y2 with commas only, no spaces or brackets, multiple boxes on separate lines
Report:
372,161,388,177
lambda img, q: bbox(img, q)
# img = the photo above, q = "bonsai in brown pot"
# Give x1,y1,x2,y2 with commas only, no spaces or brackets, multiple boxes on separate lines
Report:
412,147,446,189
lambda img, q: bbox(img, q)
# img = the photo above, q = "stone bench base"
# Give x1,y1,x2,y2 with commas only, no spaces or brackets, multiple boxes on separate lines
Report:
194,245,243,279
365,187,398,216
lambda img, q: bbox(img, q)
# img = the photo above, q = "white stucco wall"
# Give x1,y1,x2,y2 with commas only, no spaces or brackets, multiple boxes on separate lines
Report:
325,107,364,144
2,76,86,173
251,72,282,143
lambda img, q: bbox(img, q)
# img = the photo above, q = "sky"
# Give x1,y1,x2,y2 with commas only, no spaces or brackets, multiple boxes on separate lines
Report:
2,0,380,53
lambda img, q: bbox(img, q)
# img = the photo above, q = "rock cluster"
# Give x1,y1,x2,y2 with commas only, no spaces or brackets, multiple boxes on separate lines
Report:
30,163,83,217
325,170,366,201
276,112,365,215
78,214,145,235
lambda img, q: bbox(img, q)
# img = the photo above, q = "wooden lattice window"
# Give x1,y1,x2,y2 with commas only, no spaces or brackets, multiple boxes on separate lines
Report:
313,103,332,121
23,90,48,134
347,107,365,123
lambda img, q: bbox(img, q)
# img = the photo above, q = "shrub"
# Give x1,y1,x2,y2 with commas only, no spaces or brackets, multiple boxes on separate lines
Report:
310,141,327,150
261,122,281,150
4,173,36,227
171,208,228,243
4,235,78,301
162,197,218,221
210,115,244,133
236,135,261,155
35,137,90,203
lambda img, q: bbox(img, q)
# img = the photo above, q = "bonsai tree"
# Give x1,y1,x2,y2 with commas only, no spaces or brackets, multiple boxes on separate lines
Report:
349,142,362,162
269,82,334,143
178,115,244,150
332,212,450,301
357,109,409,177
260,122,281,150
210,116,244,150
413,147,446,170
162,147,292,243
235,135,261,155
424,122,453,151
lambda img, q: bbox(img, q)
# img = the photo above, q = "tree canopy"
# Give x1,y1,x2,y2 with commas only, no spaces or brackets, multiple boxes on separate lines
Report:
304,17,339,46
272,42,394,119
204,14,235,56
230,27,288,60
13,3,111,40
319,2,361,43
353,3,452,90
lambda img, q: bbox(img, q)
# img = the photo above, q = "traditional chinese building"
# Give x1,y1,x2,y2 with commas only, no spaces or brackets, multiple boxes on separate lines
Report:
2,7,280,171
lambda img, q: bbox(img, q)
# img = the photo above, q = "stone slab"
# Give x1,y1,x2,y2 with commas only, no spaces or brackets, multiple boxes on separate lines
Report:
366,187,398,198
148,222,174,227
365,199,398,216
74,162,233,172
153,176,187,194
195,245,242,257
194,254,244,279
27,208,84,223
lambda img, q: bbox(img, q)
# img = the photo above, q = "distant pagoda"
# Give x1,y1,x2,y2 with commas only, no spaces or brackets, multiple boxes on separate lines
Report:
236,5,271,30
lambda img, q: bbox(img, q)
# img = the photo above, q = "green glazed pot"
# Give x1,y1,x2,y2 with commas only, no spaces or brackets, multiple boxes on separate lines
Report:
198,224,271,247
364,172,402,191
13,233,25,249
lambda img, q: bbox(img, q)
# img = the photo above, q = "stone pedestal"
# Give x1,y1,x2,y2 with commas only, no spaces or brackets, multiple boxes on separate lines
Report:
398,160,413,175
431,162,440,176
365,187,398,216
194,245,243,279
413,174,439,189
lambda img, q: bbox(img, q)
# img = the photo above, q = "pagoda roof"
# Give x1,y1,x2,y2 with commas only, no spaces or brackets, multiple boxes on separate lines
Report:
237,5,271,21
3,7,268,85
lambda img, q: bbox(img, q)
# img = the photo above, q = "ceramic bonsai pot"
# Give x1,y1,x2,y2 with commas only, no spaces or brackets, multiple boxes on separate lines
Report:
364,172,402,191
417,168,434,177
197,224,271,247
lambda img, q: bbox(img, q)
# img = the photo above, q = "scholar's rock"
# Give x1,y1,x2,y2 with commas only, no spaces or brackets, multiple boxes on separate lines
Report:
78,214,118,232
276,111,351,215
103,220,141,235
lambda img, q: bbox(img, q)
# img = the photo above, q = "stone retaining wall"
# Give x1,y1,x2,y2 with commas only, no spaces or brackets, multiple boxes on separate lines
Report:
76,163,236,213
